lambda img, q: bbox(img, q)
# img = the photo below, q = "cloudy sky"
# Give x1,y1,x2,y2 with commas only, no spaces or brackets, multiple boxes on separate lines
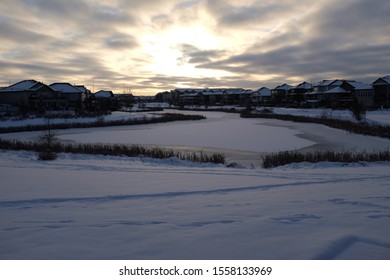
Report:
0,0,389,95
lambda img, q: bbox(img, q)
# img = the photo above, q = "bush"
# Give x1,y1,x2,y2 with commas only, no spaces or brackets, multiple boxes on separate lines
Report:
350,101,367,122
36,119,59,161
0,138,224,165
261,150,390,168
38,151,58,160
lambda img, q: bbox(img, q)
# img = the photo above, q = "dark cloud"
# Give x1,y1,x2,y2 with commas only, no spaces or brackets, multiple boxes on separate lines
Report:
141,73,268,93
0,51,125,91
203,0,310,28
21,0,89,15
198,42,390,85
178,44,226,65
0,20,53,44
0,0,389,94
314,0,390,36
105,33,138,50
197,0,390,85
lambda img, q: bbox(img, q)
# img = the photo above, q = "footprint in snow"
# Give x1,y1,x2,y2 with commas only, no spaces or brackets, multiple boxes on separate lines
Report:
271,214,322,224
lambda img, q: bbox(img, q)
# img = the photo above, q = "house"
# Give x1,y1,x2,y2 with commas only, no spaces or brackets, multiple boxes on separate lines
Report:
94,90,114,99
312,80,343,93
223,88,252,106
50,83,86,111
75,85,92,99
343,81,373,107
115,94,134,109
92,90,116,111
271,84,293,104
170,88,202,105
0,104,19,116
287,82,312,104
252,87,272,105
322,86,352,108
173,87,253,106
0,79,61,114
155,91,173,104
372,75,390,108
179,92,202,106
201,89,224,106
305,80,344,107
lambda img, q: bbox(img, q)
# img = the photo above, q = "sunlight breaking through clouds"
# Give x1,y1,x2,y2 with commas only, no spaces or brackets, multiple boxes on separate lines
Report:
0,0,389,94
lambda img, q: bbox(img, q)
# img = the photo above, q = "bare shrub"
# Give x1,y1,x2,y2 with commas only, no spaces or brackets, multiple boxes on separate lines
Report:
37,119,58,160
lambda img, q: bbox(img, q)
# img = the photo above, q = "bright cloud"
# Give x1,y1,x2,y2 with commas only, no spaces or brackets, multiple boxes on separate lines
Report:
0,0,389,94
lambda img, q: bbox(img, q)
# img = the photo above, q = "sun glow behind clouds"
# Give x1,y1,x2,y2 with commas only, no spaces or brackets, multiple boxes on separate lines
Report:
0,0,389,94
141,25,232,80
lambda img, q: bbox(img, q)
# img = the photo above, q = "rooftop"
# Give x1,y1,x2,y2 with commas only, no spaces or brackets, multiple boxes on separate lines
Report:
0,80,45,92
50,83,84,93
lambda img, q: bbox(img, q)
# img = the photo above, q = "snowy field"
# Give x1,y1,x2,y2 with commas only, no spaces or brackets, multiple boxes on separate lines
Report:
0,151,390,259
1,110,390,259
3,107,390,128
0,111,155,128
270,107,390,125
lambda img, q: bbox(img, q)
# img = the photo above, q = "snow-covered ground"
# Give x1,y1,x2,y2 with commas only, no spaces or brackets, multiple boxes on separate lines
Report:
270,107,390,125
0,111,155,128
1,110,390,259
0,150,389,259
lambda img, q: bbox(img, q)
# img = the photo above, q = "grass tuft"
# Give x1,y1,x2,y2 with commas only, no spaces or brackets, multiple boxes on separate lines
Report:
261,150,390,168
0,139,225,165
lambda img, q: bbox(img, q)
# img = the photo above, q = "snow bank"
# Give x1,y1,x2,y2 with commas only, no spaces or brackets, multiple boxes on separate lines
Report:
0,112,154,128
271,107,390,125
0,150,389,259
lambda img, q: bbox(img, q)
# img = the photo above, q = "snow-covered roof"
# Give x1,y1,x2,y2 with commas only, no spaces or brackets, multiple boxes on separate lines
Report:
324,86,348,94
347,81,372,90
383,75,390,84
0,80,46,92
320,80,334,86
274,84,292,91
330,80,343,87
174,88,204,93
374,75,390,85
257,87,272,96
296,82,312,89
314,80,342,87
94,90,114,98
50,83,84,93
75,85,89,93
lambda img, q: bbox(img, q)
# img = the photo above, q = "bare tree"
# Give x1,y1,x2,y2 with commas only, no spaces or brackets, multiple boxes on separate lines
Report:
37,118,58,160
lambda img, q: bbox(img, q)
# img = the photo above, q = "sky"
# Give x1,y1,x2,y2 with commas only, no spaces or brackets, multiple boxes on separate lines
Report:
0,0,389,95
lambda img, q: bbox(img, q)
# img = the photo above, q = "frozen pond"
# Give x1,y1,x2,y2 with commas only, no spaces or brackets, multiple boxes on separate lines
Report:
2,110,390,166
54,110,315,153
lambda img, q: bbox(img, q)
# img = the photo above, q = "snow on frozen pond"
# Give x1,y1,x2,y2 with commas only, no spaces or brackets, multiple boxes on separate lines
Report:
3,110,390,167
54,110,314,153
45,110,390,156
